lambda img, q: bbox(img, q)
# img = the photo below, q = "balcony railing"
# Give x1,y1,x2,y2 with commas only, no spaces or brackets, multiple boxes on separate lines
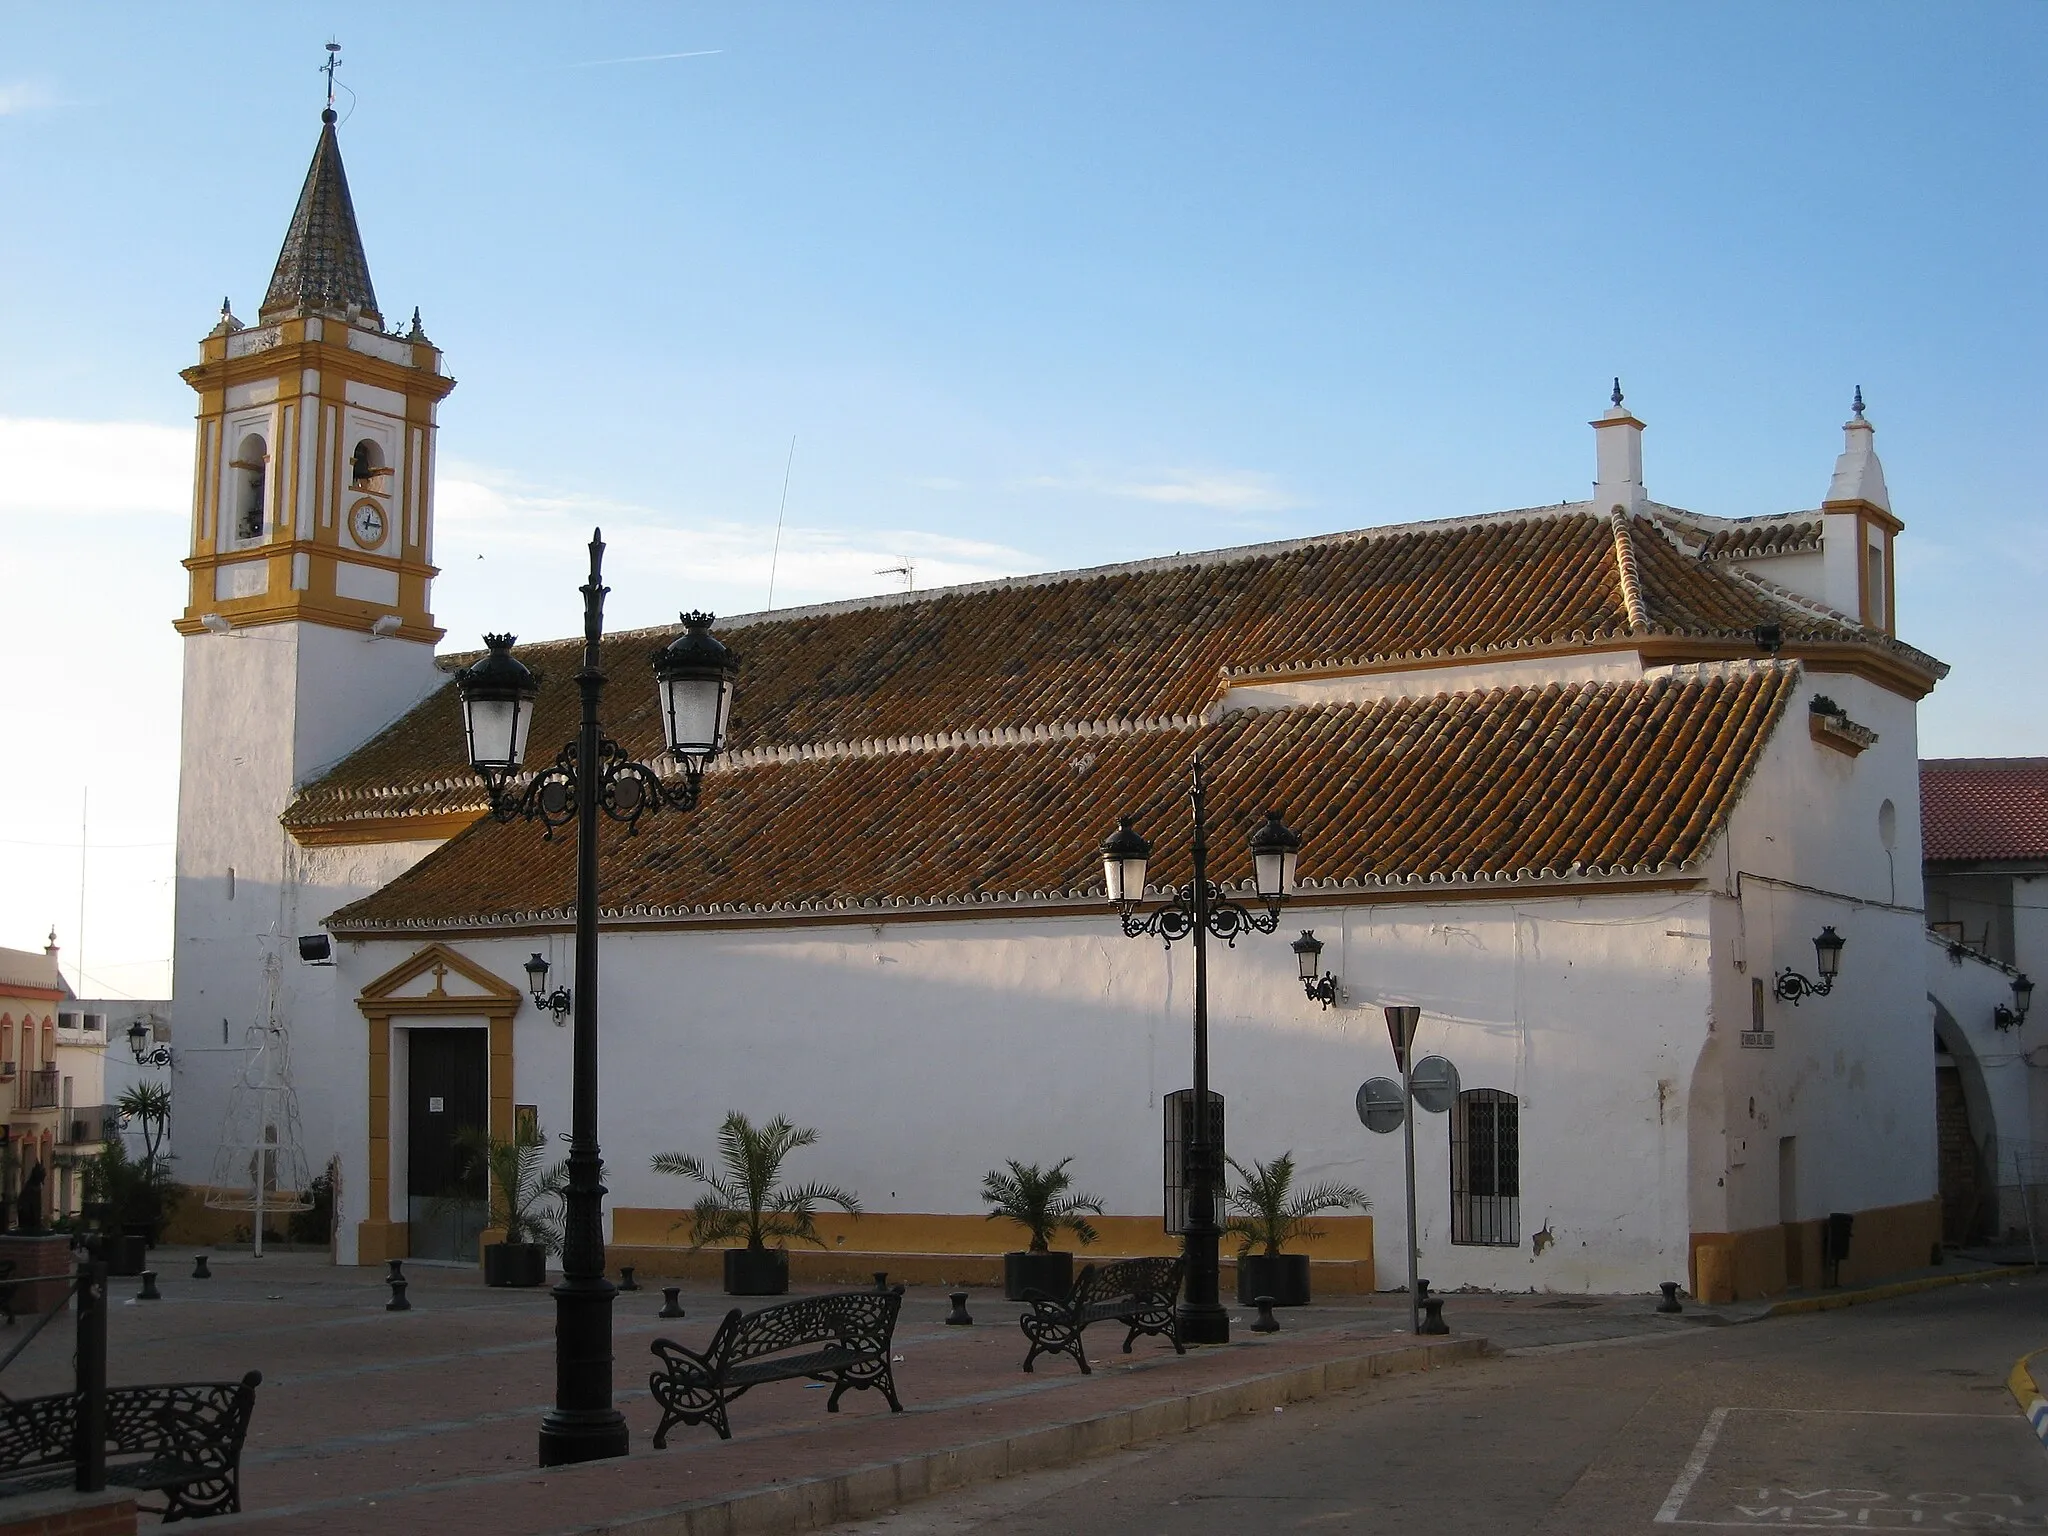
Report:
62,1107,112,1146
26,1067,59,1111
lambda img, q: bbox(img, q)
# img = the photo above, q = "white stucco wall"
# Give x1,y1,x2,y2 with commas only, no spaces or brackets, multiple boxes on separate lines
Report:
1690,665,1935,1241
332,886,1714,1293
170,621,446,1207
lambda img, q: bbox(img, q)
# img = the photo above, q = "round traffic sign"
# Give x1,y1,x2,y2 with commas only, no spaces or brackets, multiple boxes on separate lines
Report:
1355,1077,1404,1134
1410,1055,1461,1115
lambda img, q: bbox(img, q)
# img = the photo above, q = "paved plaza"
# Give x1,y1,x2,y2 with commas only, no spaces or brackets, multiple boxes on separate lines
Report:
6,1248,2024,1532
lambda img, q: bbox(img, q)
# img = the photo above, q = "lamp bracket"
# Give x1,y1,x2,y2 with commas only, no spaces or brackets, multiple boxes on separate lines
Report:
1118,879,1283,948
1303,974,1342,1010
482,736,705,835
1772,970,1833,1006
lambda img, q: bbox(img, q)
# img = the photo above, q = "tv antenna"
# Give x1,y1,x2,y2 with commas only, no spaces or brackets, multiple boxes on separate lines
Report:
322,41,342,114
876,557,916,593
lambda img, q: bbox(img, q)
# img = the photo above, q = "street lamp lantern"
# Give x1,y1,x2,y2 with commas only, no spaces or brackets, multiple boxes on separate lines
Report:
1100,816,1153,906
460,530,735,1467
127,1018,171,1069
652,611,739,765
455,634,540,777
1290,928,1323,983
1813,925,1845,982
1249,812,1301,903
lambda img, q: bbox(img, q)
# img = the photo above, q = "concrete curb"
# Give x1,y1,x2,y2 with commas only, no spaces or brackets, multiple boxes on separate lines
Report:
1760,1264,2040,1319
2007,1347,2048,1449
564,1335,1485,1536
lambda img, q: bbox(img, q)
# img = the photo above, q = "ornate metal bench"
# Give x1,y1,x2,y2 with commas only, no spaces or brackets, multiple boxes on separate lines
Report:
0,1372,262,1520
649,1288,905,1444
1019,1256,1185,1374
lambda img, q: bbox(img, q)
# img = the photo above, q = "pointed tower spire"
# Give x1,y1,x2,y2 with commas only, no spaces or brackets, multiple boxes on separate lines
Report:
259,106,380,325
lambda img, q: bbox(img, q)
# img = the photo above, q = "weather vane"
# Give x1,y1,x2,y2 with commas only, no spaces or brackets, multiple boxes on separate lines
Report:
322,40,342,115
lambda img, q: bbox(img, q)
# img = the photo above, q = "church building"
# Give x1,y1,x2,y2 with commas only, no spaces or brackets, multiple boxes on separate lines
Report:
169,108,1956,1303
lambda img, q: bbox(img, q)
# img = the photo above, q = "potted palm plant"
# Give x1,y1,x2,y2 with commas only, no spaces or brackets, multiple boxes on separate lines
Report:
651,1112,861,1296
982,1158,1103,1301
1226,1151,1368,1307
457,1123,566,1287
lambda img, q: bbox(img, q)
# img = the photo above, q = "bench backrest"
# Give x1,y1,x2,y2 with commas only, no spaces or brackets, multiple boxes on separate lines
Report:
0,1392,78,1471
103,1373,262,1467
709,1289,903,1372
1070,1256,1183,1309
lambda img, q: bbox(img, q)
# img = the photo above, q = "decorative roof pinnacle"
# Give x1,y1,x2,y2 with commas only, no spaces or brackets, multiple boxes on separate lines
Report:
1611,377,1625,408
1852,385,1866,421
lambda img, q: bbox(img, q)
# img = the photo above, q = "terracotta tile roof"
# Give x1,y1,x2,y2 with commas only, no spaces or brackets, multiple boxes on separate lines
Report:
1665,514,1825,562
287,509,1915,837
1921,759,2048,864
328,662,1797,932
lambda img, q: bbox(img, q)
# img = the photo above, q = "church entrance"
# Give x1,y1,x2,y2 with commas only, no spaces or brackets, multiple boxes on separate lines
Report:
406,1029,488,1263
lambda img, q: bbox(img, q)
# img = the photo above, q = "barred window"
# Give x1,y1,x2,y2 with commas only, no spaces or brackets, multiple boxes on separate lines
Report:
1451,1088,1520,1245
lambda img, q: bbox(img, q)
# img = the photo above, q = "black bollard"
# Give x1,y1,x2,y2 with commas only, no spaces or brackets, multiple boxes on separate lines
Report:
618,1266,639,1292
873,1271,889,1292
1420,1296,1448,1335
385,1277,411,1313
1250,1295,1281,1334
192,1255,211,1280
137,1271,161,1302
658,1286,685,1320
1416,1277,1432,1302
385,1259,405,1286
944,1292,973,1326
1657,1281,1684,1314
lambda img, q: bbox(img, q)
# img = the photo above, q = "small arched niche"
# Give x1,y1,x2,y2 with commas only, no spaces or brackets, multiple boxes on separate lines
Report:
230,433,268,542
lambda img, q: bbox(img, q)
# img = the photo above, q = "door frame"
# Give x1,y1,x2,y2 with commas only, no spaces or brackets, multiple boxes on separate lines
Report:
355,943,521,1264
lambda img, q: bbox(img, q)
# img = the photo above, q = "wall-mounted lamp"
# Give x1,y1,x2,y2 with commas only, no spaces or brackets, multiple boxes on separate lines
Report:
1290,930,1341,1010
1774,925,1846,1005
1995,972,2035,1031
297,934,335,966
525,953,572,1026
127,1018,172,1069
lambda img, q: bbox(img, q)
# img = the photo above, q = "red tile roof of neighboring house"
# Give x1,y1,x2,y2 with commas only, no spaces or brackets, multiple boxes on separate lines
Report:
328,662,1797,932
287,509,1935,841
1921,759,2048,864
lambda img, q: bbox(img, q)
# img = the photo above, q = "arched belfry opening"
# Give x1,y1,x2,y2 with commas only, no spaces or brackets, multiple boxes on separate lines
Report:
350,437,388,492
231,433,268,542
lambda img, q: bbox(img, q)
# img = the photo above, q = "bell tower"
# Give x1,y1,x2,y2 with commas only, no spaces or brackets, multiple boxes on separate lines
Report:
177,107,454,644
170,97,457,1206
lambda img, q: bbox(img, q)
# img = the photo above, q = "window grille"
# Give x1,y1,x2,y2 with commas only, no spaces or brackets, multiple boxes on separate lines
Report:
1450,1088,1520,1245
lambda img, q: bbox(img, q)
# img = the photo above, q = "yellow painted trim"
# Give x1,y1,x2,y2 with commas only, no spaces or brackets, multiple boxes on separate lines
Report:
286,811,482,848
610,1208,1377,1263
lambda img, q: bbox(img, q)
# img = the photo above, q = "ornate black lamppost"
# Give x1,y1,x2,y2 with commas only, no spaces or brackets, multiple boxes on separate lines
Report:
1100,757,1302,1345
455,529,737,1467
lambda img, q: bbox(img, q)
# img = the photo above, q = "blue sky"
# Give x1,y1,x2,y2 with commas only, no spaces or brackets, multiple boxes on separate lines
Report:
2,4,2043,993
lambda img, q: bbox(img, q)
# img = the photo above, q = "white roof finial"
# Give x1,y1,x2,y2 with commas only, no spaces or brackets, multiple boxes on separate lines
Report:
1824,387,1890,512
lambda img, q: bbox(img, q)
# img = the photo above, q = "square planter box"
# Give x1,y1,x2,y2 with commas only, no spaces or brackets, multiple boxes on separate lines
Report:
1235,1253,1312,1307
723,1247,789,1295
1003,1251,1074,1302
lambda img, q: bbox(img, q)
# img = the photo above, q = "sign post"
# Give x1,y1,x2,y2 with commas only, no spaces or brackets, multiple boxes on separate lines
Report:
1384,1005,1422,1335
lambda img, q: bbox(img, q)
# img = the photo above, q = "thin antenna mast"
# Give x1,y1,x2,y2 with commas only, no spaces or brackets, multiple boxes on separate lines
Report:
75,789,86,996
322,40,342,113
764,434,796,611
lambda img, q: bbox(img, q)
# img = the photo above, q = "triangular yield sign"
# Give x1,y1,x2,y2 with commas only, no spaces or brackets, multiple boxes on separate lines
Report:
1383,1006,1420,1071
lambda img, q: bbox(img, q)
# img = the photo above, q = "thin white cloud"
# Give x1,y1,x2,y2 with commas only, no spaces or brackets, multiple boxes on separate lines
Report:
434,458,1038,637
570,49,722,68
0,418,188,516
1027,467,1303,514
0,81,61,116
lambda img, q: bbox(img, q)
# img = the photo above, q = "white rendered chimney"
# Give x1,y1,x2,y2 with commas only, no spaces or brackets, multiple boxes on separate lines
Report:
1820,387,1900,632
1591,378,1646,515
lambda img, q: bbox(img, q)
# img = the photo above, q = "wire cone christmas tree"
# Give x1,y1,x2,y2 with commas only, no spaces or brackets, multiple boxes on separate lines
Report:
206,959,314,1256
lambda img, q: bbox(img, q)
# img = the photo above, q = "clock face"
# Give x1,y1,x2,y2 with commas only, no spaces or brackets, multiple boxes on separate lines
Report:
349,500,388,549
